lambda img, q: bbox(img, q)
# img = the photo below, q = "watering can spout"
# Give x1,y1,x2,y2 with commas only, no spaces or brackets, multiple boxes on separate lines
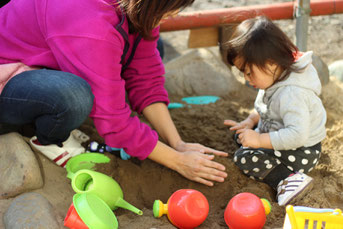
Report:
116,198,143,215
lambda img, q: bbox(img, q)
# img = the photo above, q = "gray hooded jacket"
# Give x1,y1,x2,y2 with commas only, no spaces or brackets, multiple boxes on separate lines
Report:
255,51,327,150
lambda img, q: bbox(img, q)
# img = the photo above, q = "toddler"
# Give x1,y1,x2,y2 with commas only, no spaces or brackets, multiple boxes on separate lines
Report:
224,16,326,206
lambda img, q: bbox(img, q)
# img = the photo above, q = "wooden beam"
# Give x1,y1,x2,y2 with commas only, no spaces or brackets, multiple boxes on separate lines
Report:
188,27,219,48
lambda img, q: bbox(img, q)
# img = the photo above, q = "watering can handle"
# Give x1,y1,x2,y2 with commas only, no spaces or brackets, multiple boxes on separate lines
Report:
67,171,75,180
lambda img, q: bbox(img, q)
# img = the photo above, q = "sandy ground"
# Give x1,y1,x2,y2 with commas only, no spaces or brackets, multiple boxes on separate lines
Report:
30,77,343,229
1,0,343,228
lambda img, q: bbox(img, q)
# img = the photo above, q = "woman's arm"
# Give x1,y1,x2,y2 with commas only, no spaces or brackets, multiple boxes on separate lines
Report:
142,102,181,148
143,102,228,156
143,102,228,186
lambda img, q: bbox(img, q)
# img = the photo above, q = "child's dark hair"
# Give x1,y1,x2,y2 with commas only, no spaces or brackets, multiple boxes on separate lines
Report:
118,0,195,40
226,16,300,83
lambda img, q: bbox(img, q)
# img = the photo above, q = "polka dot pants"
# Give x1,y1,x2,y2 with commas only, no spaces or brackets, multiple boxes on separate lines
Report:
233,143,321,181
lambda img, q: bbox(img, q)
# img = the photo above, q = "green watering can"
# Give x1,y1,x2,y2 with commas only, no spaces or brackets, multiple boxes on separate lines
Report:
71,169,142,215
66,153,110,180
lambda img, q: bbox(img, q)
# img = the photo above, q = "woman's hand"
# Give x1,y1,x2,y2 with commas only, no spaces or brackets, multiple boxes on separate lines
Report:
173,139,228,157
148,141,228,186
175,151,227,186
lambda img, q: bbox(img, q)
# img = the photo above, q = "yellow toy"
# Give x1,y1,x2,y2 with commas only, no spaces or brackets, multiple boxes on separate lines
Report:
283,205,343,229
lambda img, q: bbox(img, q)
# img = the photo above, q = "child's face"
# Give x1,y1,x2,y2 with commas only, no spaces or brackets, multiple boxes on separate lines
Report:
233,58,279,90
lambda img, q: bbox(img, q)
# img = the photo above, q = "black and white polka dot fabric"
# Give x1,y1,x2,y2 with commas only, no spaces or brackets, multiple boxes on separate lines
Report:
233,143,321,181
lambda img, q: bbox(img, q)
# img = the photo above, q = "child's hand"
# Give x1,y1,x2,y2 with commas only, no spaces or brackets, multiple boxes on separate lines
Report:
224,118,255,131
236,129,261,148
174,140,228,157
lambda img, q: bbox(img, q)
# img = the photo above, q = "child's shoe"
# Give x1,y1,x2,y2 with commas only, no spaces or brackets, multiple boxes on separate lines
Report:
277,172,313,206
29,131,87,168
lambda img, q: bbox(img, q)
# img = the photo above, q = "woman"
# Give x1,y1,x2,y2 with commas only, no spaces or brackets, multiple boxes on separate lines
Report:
0,0,228,186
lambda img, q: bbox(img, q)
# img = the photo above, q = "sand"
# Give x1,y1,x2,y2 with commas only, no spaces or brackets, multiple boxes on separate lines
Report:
33,77,343,229
1,0,343,228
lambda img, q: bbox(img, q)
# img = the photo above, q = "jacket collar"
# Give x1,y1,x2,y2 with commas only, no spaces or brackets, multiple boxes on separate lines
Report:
113,1,129,42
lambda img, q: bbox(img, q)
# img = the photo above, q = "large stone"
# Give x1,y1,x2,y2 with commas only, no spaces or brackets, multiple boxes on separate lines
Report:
329,59,343,82
3,192,61,229
0,132,43,199
164,48,240,96
312,55,330,86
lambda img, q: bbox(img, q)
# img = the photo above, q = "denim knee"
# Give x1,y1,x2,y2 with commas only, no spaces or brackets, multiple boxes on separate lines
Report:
69,76,93,113
34,72,94,144
55,75,94,125
0,69,94,144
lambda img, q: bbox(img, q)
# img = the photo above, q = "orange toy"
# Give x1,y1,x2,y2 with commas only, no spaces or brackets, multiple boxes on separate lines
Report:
153,189,209,229
224,192,271,229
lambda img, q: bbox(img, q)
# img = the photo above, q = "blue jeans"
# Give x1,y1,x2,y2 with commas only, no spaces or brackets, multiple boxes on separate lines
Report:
0,69,94,145
157,37,164,60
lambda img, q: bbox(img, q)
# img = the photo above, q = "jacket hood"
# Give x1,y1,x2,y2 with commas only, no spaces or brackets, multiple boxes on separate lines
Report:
265,51,321,97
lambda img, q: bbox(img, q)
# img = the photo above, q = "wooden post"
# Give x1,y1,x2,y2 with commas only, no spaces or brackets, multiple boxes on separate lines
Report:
188,27,219,48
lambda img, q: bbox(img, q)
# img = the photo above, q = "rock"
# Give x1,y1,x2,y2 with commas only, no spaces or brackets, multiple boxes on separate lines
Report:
0,132,43,199
164,48,241,96
3,192,61,229
329,59,343,82
312,55,330,86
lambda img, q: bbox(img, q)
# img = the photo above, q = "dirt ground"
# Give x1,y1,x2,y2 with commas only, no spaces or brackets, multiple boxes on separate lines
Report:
2,1,343,229
26,76,343,229
68,79,343,229
79,80,343,229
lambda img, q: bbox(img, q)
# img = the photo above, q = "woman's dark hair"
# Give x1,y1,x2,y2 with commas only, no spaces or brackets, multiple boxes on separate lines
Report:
118,0,195,40
226,16,300,82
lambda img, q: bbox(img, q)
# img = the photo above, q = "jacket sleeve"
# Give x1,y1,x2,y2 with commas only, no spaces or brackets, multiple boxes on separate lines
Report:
269,87,311,150
122,27,169,114
45,34,158,160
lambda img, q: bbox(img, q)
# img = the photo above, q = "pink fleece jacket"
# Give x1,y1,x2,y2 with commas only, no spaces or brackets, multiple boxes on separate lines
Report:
0,0,169,159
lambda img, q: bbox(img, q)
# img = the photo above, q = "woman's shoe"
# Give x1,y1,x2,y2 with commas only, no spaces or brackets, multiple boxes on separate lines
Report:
29,131,87,168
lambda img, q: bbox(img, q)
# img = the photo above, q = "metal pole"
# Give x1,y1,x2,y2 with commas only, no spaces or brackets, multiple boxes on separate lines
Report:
295,0,311,51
